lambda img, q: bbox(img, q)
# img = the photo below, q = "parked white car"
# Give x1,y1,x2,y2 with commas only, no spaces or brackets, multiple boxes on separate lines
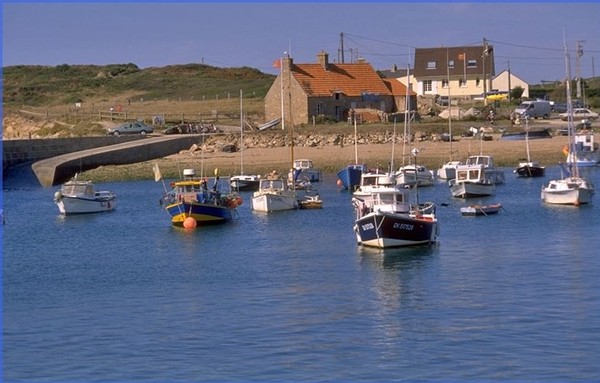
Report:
559,108,599,121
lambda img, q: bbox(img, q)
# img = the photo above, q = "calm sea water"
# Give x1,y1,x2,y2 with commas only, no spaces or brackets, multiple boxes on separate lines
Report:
3,164,600,382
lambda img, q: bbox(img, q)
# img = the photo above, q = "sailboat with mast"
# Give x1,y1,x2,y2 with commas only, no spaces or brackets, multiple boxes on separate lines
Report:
514,115,545,177
251,55,299,212
394,63,434,187
437,50,461,180
230,90,261,191
336,115,368,191
541,39,594,206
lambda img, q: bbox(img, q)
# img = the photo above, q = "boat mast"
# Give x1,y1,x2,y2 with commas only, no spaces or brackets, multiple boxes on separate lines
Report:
447,48,453,161
353,115,358,164
564,38,578,177
524,116,531,163
240,89,244,175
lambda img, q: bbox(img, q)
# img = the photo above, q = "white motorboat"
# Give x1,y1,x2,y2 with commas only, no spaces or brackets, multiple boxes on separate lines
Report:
465,155,505,184
288,159,322,183
251,172,298,212
54,179,116,215
565,133,600,167
437,160,462,180
448,163,495,198
395,164,435,187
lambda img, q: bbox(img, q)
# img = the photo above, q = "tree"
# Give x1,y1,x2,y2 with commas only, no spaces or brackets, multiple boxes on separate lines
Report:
510,86,524,100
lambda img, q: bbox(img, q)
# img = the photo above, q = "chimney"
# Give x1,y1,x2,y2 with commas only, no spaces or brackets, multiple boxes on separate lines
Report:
317,50,329,70
356,57,366,64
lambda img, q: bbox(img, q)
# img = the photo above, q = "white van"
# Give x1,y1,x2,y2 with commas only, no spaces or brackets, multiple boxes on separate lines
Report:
514,101,552,119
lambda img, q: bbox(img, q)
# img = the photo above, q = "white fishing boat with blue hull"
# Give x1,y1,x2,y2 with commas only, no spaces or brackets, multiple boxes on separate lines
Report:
352,184,438,248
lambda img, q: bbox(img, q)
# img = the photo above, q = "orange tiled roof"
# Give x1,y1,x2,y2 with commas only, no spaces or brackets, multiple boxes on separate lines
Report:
291,63,392,97
382,78,416,96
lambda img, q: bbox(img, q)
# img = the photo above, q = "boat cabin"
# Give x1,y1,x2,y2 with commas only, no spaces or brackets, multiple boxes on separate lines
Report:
293,159,315,170
61,181,95,197
465,155,495,167
455,165,485,182
259,178,286,191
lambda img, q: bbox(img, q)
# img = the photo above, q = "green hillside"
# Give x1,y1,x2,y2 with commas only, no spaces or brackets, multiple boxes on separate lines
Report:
2,63,276,107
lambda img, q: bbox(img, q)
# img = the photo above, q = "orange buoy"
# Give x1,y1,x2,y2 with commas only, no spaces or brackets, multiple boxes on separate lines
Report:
236,196,243,205
183,217,197,229
337,179,342,186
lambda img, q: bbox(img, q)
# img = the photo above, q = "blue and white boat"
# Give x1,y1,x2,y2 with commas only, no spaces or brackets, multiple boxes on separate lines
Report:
53,178,116,215
337,163,368,191
161,169,241,226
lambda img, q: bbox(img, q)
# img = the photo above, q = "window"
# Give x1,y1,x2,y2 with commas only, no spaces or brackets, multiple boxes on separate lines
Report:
423,80,432,92
476,78,481,87
333,92,342,100
316,104,324,115
467,60,477,68
448,60,455,68
459,78,467,87
427,61,437,69
442,79,449,88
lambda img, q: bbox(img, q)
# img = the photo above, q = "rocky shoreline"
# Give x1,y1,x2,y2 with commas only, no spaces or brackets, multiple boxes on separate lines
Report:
81,130,578,182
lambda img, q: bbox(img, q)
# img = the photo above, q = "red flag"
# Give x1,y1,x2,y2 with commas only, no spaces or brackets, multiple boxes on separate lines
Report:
273,59,281,69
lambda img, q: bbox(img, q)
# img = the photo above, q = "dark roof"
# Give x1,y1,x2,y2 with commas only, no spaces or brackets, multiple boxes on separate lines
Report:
413,45,495,78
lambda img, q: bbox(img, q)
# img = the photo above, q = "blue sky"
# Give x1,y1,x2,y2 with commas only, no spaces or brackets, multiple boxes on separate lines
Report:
2,2,599,84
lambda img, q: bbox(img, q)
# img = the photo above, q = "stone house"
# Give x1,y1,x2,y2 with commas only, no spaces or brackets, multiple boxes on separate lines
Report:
264,51,416,126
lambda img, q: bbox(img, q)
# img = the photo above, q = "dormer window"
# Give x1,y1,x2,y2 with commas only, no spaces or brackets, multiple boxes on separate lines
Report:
448,60,455,68
427,61,437,69
467,60,477,68
333,91,342,100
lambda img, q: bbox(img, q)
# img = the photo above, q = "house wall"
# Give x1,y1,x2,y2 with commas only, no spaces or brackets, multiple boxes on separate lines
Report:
492,71,530,98
264,72,310,126
400,74,491,98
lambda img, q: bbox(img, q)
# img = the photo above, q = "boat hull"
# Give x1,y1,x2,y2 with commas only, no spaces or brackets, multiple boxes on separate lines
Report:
515,164,545,178
460,203,502,216
55,195,116,215
436,161,460,180
337,164,367,190
450,180,495,198
354,212,437,248
230,175,260,191
166,201,234,226
251,193,298,212
541,177,594,205
395,166,435,187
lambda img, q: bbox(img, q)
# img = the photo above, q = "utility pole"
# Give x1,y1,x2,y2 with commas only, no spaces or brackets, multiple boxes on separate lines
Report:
507,60,512,101
339,32,345,64
482,38,487,104
576,40,585,98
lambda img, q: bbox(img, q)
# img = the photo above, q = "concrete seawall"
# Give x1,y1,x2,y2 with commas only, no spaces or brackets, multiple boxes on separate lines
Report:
29,135,201,187
2,136,145,171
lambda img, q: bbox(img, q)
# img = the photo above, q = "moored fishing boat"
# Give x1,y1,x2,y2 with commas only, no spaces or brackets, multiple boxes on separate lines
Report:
53,178,116,215
160,169,241,226
448,163,495,198
352,182,438,248
251,171,298,212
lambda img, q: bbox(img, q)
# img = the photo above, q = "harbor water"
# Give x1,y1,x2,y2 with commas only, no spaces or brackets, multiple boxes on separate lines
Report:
2,165,600,381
